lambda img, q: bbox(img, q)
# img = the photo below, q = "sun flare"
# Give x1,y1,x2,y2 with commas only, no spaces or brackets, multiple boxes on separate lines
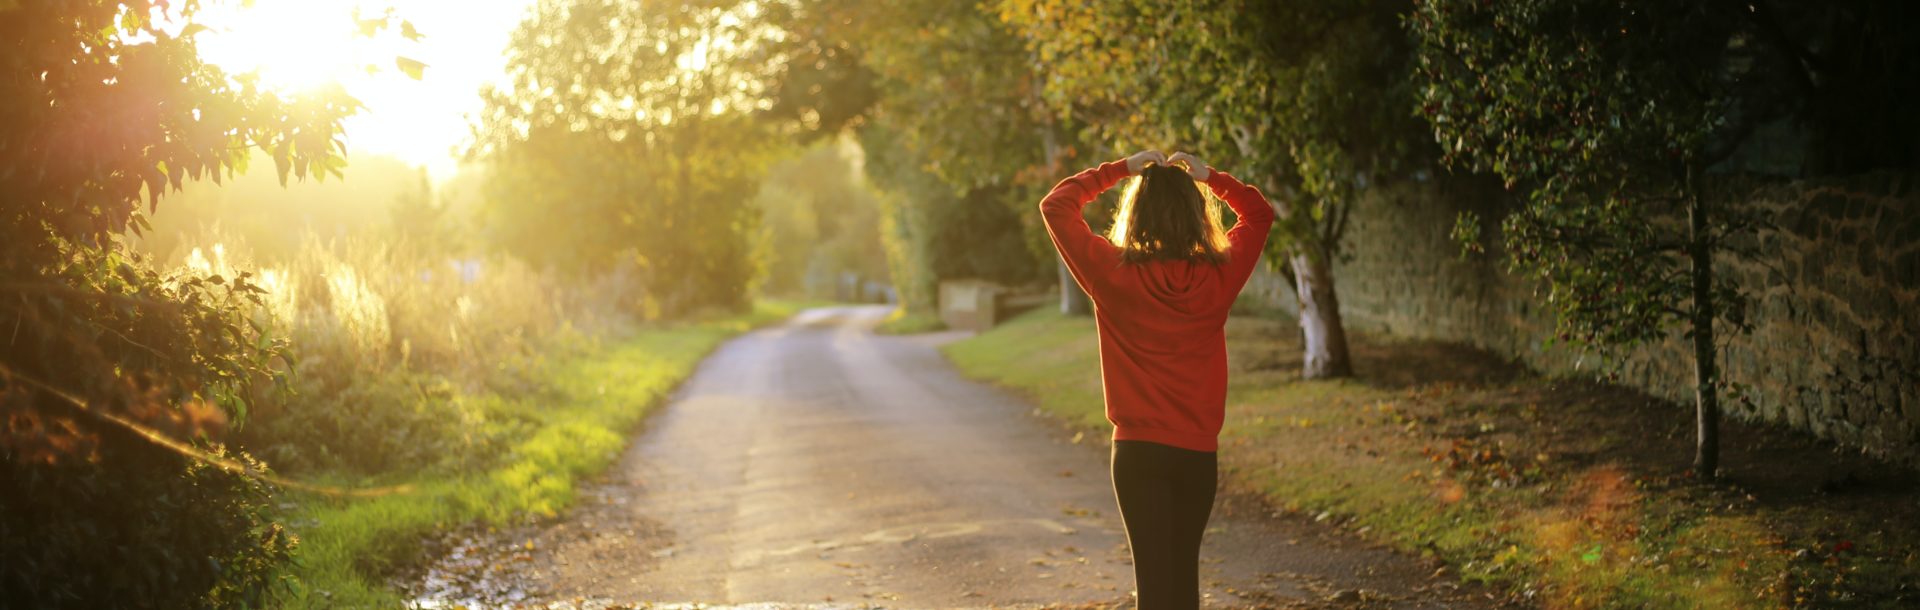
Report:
192,0,536,180
194,1,372,94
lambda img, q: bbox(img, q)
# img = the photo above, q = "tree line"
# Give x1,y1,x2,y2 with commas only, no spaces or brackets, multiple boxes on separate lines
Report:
706,0,1910,478
743,0,1912,476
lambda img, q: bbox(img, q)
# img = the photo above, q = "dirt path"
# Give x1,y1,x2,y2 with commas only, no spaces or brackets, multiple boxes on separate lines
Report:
407,306,1500,609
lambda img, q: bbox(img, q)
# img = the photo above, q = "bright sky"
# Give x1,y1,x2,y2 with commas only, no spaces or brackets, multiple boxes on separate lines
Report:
194,0,538,181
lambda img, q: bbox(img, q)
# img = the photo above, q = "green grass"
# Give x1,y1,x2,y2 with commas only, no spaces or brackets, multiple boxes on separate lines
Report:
274,301,811,607
873,307,947,335
945,309,1919,609
942,309,1100,426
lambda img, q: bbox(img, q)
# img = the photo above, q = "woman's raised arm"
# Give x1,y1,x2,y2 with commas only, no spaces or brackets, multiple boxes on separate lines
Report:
1170,151,1275,293
1040,150,1165,301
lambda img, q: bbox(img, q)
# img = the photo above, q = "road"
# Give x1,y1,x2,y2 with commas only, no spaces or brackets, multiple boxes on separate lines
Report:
408,306,1498,609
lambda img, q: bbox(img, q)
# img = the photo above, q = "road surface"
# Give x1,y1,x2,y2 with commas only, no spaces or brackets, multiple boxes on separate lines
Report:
407,306,1498,609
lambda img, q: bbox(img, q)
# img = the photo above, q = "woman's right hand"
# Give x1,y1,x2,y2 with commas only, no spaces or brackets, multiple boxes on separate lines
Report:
1168,152,1210,181
1124,150,1168,175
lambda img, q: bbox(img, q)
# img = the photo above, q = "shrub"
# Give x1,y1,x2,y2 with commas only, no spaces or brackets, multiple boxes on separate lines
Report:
164,232,607,478
0,440,295,608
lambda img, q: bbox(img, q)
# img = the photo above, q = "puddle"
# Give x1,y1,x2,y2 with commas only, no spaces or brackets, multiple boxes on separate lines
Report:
398,527,546,609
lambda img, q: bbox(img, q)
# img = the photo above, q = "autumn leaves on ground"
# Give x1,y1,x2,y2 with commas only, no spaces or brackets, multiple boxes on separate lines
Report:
6,0,1918,609
949,310,1920,609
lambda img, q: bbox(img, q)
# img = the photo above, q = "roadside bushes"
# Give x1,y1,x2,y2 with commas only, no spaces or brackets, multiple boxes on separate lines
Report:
0,243,303,608
0,439,294,609
167,233,611,479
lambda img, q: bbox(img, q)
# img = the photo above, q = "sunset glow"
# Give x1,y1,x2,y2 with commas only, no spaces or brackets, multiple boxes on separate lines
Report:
10,1,1913,607
194,0,537,180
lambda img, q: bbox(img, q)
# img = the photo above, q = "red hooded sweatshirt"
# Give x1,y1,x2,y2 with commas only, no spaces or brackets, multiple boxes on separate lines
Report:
1040,160,1275,452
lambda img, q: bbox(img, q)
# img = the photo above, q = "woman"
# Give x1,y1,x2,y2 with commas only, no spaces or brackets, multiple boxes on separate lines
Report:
1039,150,1275,609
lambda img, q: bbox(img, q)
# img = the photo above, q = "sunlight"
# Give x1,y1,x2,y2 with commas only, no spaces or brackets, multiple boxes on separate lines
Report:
195,2,364,93
194,0,537,181
676,35,714,73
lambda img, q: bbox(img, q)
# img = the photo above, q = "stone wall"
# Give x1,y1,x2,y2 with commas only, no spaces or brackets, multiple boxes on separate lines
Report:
1247,173,1920,465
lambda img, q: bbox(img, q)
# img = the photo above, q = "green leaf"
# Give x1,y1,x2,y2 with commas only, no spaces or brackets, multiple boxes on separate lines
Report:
395,56,427,80
1580,544,1603,564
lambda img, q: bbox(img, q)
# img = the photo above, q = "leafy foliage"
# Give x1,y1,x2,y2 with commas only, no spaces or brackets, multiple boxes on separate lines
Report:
856,123,1050,301
471,0,781,318
752,141,890,299
274,302,808,607
1411,0,1916,351
759,0,1092,313
0,0,360,605
1408,0,1803,473
216,233,582,478
997,0,1426,262
995,0,1430,377
2,439,297,608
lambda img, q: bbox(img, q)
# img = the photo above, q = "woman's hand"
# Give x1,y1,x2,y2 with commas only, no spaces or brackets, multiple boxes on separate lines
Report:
1124,150,1168,175
1168,152,1210,181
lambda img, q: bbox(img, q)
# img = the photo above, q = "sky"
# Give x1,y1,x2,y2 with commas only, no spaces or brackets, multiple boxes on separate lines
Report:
194,0,539,182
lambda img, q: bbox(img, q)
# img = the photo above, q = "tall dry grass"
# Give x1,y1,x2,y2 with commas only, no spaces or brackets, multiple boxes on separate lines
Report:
167,228,631,477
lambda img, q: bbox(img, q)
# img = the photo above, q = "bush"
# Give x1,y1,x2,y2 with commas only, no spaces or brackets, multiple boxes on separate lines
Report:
162,232,608,478
1,427,295,608
3,244,304,609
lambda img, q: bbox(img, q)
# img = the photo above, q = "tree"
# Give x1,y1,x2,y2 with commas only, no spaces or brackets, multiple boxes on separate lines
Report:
0,0,372,604
998,0,1428,378
861,0,1091,314
752,140,889,299
1408,0,1817,476
767,0,1097,315
471,0,782,317
855,121,1044,308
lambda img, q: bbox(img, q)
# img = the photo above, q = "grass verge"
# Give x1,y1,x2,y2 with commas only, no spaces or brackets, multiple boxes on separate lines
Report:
274,301,813,607
945,308,1918,609
873,306,946,335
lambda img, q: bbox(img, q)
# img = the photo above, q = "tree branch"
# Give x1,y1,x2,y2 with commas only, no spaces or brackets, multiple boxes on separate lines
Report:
1,364,412,498
0,281,185,313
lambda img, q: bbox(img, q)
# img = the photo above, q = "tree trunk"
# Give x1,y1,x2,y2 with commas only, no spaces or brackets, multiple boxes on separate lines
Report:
1058,256,1092,315
1227,125,1354,378
1687,179,1721,479
1036,100,1091,317
1290,248,1353,379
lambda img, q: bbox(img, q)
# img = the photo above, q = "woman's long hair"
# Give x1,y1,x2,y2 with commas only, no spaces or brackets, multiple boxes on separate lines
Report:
1106,164,1231,265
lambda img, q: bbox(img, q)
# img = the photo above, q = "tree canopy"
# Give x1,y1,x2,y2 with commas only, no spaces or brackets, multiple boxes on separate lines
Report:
0,1,375,605
1405,0,1911,474
996,0,1431,377
471,0,783,315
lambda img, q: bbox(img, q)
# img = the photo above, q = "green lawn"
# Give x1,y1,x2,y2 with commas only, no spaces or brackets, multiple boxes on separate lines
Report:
274,301,813,607
873,306,947,335
945,309,1919,609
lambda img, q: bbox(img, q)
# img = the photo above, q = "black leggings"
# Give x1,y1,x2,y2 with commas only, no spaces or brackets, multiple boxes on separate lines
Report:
1110,440,1218,610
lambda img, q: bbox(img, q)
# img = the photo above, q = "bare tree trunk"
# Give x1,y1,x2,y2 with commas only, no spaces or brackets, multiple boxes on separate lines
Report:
1059,257,1092,315
1227,124,1353,377
1036,100,1092,317
1289,248,1353,379
1687,176,1720,479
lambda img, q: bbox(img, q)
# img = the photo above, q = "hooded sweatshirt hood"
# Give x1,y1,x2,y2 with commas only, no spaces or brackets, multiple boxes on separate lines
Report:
1039,160,1276,451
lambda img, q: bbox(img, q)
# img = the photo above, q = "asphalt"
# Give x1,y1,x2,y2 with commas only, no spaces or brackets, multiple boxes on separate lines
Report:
406,305,1504,609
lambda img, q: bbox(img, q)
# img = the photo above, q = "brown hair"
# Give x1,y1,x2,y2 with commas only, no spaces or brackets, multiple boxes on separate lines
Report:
1106,164,1230,265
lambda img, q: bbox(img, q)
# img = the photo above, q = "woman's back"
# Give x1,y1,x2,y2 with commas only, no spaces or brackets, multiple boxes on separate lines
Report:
1036,150,1276,610
1037,154,1275,452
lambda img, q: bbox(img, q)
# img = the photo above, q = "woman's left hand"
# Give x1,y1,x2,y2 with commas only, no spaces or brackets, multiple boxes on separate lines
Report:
1168,152,1210,181
1124,150,1168,175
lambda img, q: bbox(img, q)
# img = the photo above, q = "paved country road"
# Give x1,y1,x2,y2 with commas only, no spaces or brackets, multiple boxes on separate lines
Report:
407,306,1503,609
